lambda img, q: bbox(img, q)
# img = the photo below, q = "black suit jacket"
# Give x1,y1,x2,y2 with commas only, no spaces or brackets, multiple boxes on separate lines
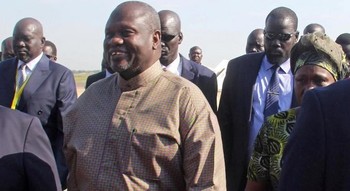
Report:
85,70,106,89
0,55,77,188
218,52,297,191
180,55,218,113
279,79,350,191
0,105,62,191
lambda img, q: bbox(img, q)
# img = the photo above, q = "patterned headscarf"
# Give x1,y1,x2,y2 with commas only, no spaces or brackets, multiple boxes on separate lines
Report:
291,32,349,80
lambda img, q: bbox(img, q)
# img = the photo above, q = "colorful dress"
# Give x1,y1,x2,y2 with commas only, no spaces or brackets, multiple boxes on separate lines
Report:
247,108,297,191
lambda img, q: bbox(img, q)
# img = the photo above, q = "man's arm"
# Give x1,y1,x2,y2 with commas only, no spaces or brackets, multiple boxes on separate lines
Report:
180,86,226,190
56,68,77,188
24,116,62,191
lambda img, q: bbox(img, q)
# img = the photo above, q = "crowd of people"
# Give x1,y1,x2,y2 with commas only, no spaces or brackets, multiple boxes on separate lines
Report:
0,1,350,191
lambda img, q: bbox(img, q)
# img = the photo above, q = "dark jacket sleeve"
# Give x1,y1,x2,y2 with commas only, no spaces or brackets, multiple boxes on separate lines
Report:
25,116,62,191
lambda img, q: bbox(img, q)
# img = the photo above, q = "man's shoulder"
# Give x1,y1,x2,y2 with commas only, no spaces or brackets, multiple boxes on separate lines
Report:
227,52,265,71
0,105,35,124
48,60,72,72
87,71,106,80
161,71,205,95
229,52,264,64
181,55,215,76
0,58,16,69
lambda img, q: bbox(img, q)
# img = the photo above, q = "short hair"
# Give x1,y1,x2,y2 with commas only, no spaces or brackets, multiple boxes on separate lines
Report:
189,46,202,53
44,40,57,55
265,7,298,31
336,33,350,45
303,23,325,35
14,17,44,38
158,10,182,31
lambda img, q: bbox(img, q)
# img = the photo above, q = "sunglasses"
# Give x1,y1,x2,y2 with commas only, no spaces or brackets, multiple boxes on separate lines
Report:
264,31,298,41
161,34,178,42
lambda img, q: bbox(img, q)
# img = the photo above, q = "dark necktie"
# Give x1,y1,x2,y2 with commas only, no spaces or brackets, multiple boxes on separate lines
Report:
264,64,280,118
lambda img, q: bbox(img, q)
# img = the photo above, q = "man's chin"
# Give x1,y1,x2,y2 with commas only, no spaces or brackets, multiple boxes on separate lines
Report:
159,56,169,66
111,61,130,73
18,57,29,63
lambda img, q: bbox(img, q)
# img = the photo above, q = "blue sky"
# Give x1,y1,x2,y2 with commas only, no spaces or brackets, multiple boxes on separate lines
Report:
1,0,348,71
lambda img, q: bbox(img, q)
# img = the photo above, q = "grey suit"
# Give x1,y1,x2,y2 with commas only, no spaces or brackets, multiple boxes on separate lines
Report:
0,55,77,188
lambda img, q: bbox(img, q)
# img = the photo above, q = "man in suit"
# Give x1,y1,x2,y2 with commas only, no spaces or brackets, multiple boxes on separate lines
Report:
0,105,62,190
218,7,299,191
279,79,350,191
0,17,77,189
85,56,115,89
158,10,218,113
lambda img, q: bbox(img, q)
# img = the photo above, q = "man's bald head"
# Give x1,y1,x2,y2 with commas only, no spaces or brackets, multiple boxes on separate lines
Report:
158,10,183,66
13,17,45,63
246,28,265,53
303,23,325,35
158,10,181,33
1,37,14,61
112,1,160,32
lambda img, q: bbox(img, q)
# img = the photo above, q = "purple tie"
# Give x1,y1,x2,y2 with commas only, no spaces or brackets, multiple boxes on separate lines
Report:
264,65,280,118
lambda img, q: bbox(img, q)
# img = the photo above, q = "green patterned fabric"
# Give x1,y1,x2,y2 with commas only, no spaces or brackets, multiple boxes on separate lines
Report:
247,108,297,191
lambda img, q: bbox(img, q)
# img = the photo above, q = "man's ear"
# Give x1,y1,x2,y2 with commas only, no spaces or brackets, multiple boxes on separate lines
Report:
152,30,161,50
178,32,183,45
294,31,300,44
41,37,46,48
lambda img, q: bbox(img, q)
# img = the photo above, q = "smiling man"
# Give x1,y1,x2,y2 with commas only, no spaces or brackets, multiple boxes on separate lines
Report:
63,1,226,190
188,46,203,64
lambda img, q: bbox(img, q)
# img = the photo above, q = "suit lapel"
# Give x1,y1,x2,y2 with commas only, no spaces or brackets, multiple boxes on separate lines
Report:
180,56,195,81
19,55,51,108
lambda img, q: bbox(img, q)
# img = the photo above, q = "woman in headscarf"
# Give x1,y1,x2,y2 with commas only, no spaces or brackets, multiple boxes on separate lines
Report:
245,32,349,191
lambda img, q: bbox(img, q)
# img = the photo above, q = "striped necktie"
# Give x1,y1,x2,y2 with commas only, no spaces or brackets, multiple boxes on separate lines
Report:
17,63,27,88
264,64,280,118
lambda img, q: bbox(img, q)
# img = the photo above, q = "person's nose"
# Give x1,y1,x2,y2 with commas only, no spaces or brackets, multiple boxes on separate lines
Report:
110,35,123,45
305,82,317,91
161,41,166,47
270,39,282,47
15,40,25,48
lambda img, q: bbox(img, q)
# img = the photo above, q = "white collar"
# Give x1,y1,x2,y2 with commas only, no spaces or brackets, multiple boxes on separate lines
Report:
17,52,44,71
164,54,182,76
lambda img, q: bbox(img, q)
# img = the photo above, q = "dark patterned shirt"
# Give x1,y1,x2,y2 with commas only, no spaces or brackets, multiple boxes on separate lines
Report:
247,108,297,191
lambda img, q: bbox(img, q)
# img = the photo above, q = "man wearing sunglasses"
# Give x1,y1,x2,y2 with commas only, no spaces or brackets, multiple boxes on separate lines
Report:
218,7,299,191
158,10,218,113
